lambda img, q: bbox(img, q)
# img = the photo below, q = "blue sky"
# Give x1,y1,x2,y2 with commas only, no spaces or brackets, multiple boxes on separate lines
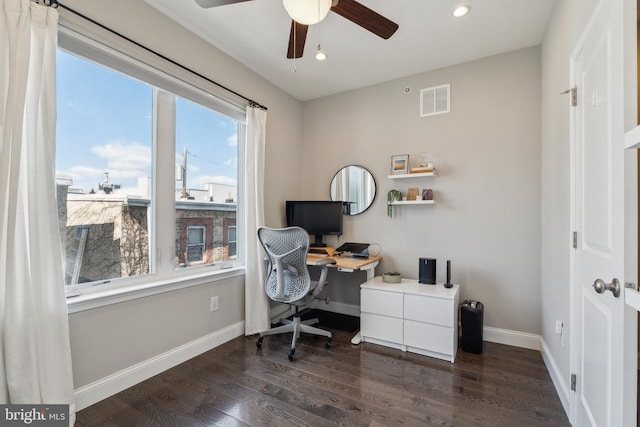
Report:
55,50,238,195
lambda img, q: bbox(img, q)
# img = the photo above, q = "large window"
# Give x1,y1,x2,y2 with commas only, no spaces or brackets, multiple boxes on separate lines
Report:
56,29,244,293
56,50,153,284
174,97,239,269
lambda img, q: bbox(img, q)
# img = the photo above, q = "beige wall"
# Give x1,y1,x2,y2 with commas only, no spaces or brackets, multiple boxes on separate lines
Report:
301,46,542,334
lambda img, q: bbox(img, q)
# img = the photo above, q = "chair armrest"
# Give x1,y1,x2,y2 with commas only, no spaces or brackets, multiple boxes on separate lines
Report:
311,258,336,298
314,258,337,267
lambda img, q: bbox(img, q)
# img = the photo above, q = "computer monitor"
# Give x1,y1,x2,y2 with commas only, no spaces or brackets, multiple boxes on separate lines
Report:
286,200,343,247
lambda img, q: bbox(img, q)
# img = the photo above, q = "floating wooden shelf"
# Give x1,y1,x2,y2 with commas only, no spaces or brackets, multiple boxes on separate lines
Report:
389,200,435,205
388,171,436,179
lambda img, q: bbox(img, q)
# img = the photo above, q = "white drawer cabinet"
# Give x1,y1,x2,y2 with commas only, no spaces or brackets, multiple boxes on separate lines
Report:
360,277,459,363
360,287,404,350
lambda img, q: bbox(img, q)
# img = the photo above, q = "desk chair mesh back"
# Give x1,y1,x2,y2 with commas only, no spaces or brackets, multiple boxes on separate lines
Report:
256,226,333,360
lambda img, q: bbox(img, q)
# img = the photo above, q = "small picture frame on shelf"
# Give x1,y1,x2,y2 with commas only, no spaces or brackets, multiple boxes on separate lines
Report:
391,154,409,175
407,187,419,200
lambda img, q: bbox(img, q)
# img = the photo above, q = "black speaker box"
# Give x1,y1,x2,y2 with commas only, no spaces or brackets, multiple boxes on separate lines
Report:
418,258,436,284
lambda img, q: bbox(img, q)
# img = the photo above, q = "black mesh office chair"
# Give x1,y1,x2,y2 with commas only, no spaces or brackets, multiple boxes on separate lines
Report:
256,226,335,360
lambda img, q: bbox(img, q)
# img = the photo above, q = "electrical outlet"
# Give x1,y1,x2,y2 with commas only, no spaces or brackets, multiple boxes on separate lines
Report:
210,296,219,312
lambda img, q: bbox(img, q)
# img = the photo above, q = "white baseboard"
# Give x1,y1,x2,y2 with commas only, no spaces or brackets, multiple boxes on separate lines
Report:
73,321,245,411
483,326,541,350
540,338,571,418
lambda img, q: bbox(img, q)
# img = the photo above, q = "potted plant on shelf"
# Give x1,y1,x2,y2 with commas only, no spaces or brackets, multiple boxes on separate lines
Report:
387,189,402,217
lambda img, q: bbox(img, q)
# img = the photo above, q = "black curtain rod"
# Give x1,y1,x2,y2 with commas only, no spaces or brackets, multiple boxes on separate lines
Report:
52,1,268,111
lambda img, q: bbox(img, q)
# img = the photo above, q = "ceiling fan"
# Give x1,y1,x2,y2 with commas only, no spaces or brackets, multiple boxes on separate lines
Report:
194,0,399,59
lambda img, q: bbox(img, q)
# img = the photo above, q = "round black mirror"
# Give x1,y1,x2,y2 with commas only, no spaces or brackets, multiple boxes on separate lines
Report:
330,165,376,215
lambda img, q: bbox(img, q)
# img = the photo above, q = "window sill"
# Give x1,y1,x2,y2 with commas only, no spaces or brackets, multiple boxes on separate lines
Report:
66,266,245,314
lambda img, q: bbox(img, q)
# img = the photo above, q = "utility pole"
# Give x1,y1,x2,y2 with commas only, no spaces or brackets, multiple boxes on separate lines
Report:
181,147,188,199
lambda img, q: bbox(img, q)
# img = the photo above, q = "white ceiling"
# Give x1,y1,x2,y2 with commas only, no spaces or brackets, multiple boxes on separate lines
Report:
145,0,556,101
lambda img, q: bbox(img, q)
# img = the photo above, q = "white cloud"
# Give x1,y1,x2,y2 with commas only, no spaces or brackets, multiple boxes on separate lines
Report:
227,134,237,147
59,140,152,191
92,141,151,171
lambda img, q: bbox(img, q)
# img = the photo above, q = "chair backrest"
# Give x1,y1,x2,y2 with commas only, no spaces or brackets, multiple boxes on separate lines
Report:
258,226,311,303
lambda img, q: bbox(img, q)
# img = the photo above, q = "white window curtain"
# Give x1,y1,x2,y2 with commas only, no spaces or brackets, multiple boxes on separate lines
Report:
0,0,75,420
244,106,268,335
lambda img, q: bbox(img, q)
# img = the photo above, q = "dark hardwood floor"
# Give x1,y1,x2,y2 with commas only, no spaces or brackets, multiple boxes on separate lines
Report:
76,329,570,426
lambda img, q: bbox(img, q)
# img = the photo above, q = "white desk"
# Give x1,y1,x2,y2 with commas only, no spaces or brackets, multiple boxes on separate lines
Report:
307,254,381,281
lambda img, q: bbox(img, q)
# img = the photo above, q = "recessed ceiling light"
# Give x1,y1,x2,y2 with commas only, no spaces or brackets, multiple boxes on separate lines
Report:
453,5,470,17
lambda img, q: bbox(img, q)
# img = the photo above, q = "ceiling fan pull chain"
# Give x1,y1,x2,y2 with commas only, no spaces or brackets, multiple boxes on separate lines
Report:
293,21,297,72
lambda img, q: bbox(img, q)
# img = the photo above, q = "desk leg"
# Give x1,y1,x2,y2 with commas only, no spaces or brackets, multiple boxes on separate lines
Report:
350,331,362,345
361,261,378,281
350,261,378,344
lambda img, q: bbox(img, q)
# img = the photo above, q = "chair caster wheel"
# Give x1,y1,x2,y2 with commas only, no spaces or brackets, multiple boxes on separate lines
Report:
256,337,263,349
288,348,295,361
325,338,332,348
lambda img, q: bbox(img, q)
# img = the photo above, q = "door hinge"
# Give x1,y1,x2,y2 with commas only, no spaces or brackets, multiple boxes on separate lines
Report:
571,373,577,391
572,231,577,249
561,87,577,107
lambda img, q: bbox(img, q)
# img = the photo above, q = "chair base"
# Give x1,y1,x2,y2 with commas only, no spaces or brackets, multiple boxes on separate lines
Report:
257,315,332,360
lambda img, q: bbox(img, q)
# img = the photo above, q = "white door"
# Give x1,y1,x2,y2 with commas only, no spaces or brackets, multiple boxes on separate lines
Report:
571,0,627,425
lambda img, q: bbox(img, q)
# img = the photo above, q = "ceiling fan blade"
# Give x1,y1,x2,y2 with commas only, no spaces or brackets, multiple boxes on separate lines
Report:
331,0,398,39
287,21,309,59
194,0,252,9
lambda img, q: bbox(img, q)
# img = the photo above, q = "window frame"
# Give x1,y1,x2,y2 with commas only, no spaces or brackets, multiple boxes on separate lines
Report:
186,225,206,264
58,23,246,309
224,220,238,261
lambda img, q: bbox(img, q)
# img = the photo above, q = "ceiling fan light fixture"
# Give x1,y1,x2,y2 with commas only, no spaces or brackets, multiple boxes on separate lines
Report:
452,5,470,17
315,44,327,61
283,0,332,25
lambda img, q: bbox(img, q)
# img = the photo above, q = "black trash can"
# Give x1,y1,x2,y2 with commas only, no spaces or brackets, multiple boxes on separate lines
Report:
461,300,484,354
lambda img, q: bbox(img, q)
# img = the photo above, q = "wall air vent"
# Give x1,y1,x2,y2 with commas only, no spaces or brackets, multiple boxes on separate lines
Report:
420,84,450,117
